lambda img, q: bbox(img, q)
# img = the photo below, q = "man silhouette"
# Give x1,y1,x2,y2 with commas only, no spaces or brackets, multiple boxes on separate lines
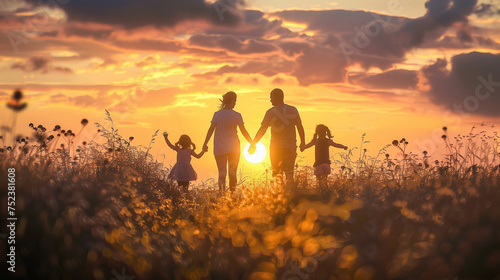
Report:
251,88,305,188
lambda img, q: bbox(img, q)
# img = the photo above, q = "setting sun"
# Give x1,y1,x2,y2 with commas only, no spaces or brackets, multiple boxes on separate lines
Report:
243,142,266,163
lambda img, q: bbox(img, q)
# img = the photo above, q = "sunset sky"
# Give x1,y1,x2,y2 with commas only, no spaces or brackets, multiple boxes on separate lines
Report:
1,0,500,180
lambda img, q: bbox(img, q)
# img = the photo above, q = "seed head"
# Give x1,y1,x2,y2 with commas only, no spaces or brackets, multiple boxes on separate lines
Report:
392,140,399,146
81,119,89,126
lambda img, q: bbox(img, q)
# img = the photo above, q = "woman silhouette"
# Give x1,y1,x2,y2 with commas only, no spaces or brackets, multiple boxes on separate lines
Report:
203,91,253,193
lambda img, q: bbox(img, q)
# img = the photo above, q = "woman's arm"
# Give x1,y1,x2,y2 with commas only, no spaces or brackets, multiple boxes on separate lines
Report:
203,123,216,152
163,134,178,151
238,123,253,143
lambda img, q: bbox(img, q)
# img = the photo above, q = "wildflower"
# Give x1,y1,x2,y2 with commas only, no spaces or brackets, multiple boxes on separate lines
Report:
54,125,61,131
82,141,87,146
108,148,113,153
400,138,406,143
442,135,447,140
392,140,399,146
60,144,65,148
97,129,101,133
443,126,447,131
67,130,72,134
61,130,66,133
385,154,390,158
81,119,89,126
404,141,408,145
57,134,61,137
7,146,12,151
7,89,27,111
29,123,34,128
129,136,134,141
21,138,25,142
423,150,428,155
76,149,80,153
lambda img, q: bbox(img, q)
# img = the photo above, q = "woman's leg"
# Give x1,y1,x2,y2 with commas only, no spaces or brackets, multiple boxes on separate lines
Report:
215,154,228,192
228,152,241,192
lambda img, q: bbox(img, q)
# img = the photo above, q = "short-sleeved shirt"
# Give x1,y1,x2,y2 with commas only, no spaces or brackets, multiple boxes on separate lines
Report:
314,138,331,167
211,109,244,156
261,104,301,149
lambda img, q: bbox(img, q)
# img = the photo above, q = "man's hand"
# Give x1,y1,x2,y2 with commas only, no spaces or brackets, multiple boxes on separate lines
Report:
203,145,209,152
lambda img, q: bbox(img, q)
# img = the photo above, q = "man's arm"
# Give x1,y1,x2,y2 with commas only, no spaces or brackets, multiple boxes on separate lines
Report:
252,125,268,144
296,112,306,150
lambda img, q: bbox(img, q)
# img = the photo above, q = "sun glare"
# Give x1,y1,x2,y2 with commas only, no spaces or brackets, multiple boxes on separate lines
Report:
243,142,266,163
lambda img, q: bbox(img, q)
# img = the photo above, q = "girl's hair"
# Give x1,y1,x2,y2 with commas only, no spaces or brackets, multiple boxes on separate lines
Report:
219,91,237,111
316,124,332,139
175,135,196,150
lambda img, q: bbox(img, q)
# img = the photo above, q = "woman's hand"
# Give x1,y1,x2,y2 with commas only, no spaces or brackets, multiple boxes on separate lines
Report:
203,145,209,152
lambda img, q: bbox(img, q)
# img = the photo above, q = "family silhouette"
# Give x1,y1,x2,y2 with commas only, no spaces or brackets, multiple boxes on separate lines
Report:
163,88,348,193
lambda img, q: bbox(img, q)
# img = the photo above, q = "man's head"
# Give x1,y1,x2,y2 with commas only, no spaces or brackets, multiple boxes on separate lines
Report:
270,88,284,106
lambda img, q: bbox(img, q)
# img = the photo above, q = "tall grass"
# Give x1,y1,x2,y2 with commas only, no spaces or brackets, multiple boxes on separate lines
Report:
1,113,499,280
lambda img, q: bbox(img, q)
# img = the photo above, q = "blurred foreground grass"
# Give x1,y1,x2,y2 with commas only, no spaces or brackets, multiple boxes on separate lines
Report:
1,115,500,280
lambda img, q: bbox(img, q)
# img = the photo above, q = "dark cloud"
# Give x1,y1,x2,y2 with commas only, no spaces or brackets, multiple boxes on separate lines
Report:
28,0,244,29
352,69,418,90
292,45,348,86
421,51,500,116
193,56,294,79
473,3,498,17
10,56,73,73
189,34,277,54
65,25,113,40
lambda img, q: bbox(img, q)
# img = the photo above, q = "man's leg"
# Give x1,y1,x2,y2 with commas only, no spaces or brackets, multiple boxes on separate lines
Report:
270,146,284,186
283,147,297,189
215,154,228,192
228,152,240,192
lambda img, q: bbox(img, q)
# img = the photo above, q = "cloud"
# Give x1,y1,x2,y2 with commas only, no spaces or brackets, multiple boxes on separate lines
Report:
193,56,294,79
189,34,277,54
420,51,500,116
10,56,73,73
351,69,419,90
28,0,244,29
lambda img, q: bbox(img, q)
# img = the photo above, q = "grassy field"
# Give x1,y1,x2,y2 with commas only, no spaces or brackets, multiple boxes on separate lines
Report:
1,114,500,280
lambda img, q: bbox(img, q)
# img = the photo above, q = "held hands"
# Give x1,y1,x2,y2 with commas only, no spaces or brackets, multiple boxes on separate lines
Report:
299,143,306,152
248,142,257,155
203,144,209,153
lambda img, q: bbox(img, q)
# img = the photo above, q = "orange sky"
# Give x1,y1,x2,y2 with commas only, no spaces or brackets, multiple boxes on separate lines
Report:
1,0,500,180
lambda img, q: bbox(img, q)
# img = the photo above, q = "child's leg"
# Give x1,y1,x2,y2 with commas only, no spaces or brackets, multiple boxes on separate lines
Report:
177,180,189,191
316,174,327,188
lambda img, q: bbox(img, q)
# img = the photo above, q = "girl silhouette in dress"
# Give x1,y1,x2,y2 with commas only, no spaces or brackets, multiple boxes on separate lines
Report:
301,124,348,187
164,133,205,191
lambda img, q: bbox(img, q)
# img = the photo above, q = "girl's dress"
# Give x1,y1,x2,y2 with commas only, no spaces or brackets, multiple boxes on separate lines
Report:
314,138,331,175
168,149,197,181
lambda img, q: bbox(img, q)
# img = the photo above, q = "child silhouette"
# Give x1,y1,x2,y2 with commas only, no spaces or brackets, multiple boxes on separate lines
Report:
164,132,204,191
301,124,347,187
